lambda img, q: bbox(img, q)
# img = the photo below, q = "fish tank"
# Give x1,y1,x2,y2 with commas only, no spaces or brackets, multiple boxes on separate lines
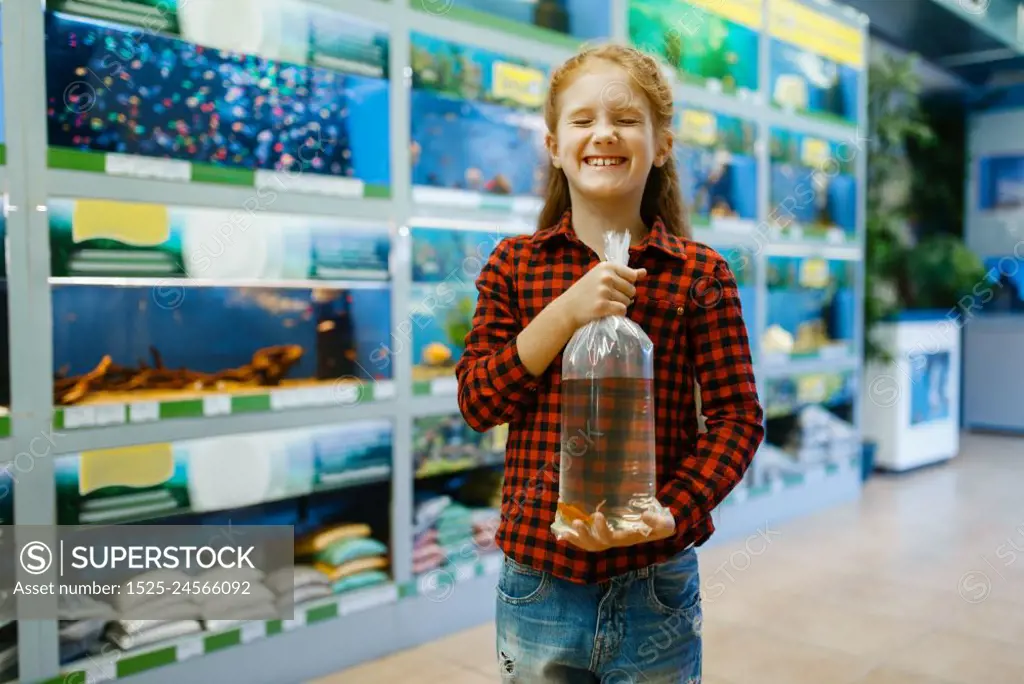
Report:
764,256,855,361
409,226,505,395
48,198,394,426
676,107,758,230
769,128,858,242
628,0,760,97
410,33,548,211
414,414,507,478
769,38,861,126
978,155,1024,211
44,3,391,195
431,0,612,41
54,420,393,526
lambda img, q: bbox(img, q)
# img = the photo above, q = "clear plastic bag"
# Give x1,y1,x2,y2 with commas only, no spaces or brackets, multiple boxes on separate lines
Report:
551,231,671,540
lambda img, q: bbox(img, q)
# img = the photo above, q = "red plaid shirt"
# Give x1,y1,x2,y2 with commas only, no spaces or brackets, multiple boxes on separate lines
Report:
455,210,764,584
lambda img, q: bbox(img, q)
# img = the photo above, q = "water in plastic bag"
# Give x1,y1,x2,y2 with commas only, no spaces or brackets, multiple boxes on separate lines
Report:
551,231,671,540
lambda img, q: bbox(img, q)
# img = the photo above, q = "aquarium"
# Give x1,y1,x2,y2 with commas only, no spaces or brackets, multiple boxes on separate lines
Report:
414,414,507,478
410,33,547,209
44,7,390,192
427,0,612,41
769,128,858,242
54,420,393,525
764,370,856,420
978,155,1024,210
49,198,393,423
409,226,505,394
629,0,760,96
675,107,757,229
764,256,855,360
768,39,860,126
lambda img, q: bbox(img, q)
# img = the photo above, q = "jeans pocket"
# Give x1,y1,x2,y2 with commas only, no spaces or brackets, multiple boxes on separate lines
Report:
496,557,550,606
645,549,701,619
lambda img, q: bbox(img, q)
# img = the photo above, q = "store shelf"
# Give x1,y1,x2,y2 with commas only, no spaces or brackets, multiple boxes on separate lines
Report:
764,241,862,260
409,2,585,50
51,584,401,684
50,276,390,290
758,348,860,378
46,170,395,223
410,393,460,418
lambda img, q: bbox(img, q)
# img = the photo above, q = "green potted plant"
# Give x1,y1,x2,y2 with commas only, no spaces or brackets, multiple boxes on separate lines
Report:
861,50,986,475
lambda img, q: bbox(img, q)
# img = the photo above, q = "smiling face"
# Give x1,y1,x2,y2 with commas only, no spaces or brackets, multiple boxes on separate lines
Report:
546,59,671,206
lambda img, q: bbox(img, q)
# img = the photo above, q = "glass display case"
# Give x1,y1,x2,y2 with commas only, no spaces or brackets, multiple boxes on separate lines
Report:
55,420,393,525
768,127,857,243
676,107,758,231
44,1,391,196
763,255,855,362
629,0,761,97
978,154,1024,211
409,225,503,396
425,0,611,42
410,33,547,212
48,198,394,428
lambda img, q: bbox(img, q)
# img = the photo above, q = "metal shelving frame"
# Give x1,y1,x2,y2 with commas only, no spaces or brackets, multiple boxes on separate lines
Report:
1,0,869,681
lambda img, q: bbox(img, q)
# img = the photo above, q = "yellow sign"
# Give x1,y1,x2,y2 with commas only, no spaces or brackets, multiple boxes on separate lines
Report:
799,258,829,288
684,0,764,31
769,0,864,69
491,61,545,109
73,199,170,246
680,109,718,147
800,137,830,168
79,443,174,495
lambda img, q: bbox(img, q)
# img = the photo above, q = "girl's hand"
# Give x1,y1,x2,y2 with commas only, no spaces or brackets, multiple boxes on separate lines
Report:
556,262,647,328
555,510,676,552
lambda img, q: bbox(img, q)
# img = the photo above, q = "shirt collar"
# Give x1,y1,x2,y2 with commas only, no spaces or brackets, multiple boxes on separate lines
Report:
530,209,686,261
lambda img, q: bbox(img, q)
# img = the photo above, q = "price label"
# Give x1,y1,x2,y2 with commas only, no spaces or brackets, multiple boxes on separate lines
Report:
307,386,335,406
799,258,829,288
431,377,458,395
826,228,846,244
374,381,396,401
282,615,305,631
203,395,231,416
341,584,397,616
177,638,203,660
63,406,96,429
107,153,191,182
129,401,160,423
81,659,116,682
240,621,265,644
333,382,360,405
270,390,295,410
93,404,126,426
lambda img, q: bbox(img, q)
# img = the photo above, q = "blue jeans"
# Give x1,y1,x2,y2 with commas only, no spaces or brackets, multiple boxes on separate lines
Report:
494,548,702,683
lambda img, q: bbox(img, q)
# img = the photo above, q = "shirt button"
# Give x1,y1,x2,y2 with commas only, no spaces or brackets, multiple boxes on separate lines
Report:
677,306,684,315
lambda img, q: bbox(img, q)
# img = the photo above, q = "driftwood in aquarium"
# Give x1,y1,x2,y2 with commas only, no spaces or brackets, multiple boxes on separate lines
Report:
54,345,305,405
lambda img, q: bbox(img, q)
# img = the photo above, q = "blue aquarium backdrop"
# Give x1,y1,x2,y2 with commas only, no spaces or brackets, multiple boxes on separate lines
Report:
442,0,611,40
767,256,855,351
51,284,393,391
44,9,390,187
675,107,757,226
629,0,760,95
411,226,505,284
769,39,860,126
978,155,1024,210
769,128,857,239
410,33,547,199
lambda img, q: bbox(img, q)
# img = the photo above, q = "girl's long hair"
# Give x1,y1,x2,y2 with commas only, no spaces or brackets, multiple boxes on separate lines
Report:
537,44,691,239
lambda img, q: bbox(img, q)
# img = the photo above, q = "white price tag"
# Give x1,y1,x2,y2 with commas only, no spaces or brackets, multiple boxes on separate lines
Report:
270,390,294,410
106,153,191,182
203,395,231,416
63,406,96,429
826,228,845,244
456,563,475,583
177,638,203,660
341,584,397,615
93,404,126,426
333,382,360,405
307,386,335,406
482,554,503,576
282,615,306,631
129,401,160,423
431,377,458,395
374,380,396,400
240,621,265,644
82,659,116,682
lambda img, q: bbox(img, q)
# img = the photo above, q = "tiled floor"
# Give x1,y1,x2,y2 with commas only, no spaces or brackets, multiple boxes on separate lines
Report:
311,432,1024,683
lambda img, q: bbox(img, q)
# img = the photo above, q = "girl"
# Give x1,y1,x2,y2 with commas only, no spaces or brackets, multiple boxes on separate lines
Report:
455,44,764,683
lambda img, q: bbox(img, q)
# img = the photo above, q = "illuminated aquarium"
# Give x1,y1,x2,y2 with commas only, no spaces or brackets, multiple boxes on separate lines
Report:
44,4,391,191
48,198,393,417
410,33,547,208
413,414,507,478
764,256,855,359
978,155,1024,211
54,420,393,526
430,0,611,41
629,0,760,96
769,39,860,126
769,128,858,242
409,226,504,394
675,107,757,229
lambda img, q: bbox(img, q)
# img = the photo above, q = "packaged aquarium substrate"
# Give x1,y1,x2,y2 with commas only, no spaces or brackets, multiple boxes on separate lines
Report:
551,231,671,541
